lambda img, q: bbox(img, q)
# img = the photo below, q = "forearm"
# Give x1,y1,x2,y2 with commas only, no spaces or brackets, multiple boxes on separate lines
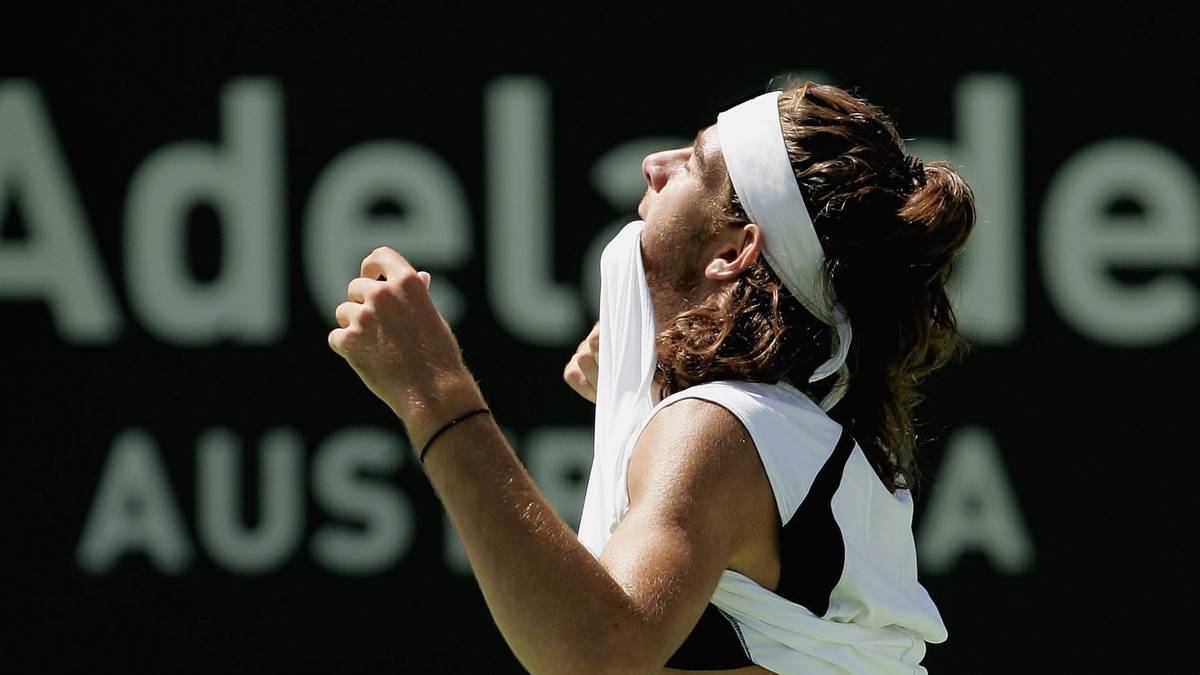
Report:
404,377,651,675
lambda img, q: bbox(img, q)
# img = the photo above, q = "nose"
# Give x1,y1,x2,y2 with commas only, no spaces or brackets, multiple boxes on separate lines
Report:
641,153,662,192
642,147,689,193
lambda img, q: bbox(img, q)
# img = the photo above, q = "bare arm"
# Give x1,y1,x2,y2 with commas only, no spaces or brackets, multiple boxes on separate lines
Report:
327,247,776,674
412,380,771,674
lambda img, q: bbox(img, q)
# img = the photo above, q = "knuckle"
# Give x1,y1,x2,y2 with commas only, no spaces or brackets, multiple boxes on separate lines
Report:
364,284,386,302
397,269,420,286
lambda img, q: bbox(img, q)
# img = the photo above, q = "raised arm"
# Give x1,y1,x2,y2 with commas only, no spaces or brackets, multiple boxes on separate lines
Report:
416,381,776,674
328,247,777,674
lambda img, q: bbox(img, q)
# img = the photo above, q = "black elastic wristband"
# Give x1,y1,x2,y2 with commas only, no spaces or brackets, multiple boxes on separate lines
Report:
418,407,492,463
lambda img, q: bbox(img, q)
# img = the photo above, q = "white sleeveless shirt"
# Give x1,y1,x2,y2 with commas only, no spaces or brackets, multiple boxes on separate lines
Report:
579,219,947,674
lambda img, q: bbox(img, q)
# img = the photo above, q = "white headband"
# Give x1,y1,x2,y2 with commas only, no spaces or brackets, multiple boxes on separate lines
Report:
717,90,852,411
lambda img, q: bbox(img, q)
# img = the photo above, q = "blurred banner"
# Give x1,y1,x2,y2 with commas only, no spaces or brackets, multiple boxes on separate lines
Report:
2,4,1196,673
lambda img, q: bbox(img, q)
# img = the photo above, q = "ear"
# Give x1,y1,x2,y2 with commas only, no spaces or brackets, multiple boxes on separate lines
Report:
704,223,763,282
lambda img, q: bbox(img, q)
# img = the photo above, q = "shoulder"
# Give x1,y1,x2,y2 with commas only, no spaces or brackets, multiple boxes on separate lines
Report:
647,379,837,464
627,395,774,537
644,379,845,522
631,379,807,485
633,395,756,470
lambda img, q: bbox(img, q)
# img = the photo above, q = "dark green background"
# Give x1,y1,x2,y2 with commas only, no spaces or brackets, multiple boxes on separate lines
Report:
2,3,1196,672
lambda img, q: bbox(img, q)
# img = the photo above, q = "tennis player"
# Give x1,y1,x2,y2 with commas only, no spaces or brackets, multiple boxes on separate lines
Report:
329,81,975,674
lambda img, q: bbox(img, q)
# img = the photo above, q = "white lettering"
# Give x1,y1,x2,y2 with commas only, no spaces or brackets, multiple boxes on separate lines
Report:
196,428,305,573
305,142,472,326
77,429,192,573
485,76,582,344
0,82,121,341
917,426,1034,575
311,427,414,574
907,75,1023,344
125,79,284,344
1042,138,1200,344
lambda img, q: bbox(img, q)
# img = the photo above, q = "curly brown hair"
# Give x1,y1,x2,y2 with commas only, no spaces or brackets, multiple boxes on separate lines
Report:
653,82,976,494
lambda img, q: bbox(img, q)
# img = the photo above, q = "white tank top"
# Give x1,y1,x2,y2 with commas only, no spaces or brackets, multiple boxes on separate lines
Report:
579,219,947,673
647,379,948,674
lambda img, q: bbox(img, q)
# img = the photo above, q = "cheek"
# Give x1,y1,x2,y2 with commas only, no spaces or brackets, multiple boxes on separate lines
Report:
643,222,705,292
643,183,714,267
640,224,681,283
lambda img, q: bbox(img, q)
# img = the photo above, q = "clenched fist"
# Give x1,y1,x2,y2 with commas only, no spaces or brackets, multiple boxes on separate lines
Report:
328,247,484,443
563,321,600,404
